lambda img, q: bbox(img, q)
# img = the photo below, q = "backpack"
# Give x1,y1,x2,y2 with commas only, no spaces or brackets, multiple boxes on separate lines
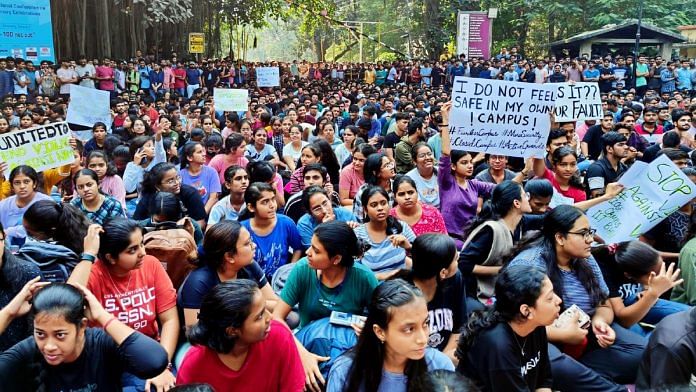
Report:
143,218,198,289
16,242,80,283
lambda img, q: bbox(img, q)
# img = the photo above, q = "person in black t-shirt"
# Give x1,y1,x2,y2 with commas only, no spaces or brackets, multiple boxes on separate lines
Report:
383,112,410,160
134,162,208,228
455,265,560,392
0,282,167,392
392,233,466,365
178,220,277,328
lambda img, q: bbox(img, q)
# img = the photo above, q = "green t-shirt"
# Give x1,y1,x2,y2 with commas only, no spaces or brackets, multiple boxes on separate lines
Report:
280,258,379,328
636,63,649,87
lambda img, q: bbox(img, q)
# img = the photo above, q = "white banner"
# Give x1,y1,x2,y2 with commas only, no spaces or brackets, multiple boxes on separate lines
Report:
587,155,696,243
0,122,74,175
256,67,280,87
213,88,248,112
553,82,603,122
66,84,111,128
449,77,556,158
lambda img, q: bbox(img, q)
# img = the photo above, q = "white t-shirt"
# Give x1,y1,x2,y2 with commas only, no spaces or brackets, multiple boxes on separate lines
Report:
75,64,96,88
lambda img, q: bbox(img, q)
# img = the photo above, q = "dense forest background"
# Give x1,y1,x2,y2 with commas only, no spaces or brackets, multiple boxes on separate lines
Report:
50,0,696,61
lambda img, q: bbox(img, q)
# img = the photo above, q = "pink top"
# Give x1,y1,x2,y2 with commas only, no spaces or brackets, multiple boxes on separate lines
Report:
543,167,586,203
209,154,250,184
339,163,364,199
390,202,447,236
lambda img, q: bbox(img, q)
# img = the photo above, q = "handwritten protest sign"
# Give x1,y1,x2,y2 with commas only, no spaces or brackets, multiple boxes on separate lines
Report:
449,77,556,158
0,122,74,175
256,67,280,87
587,155,696,243
214,88,248,112
553,82,603,122
66,84,111,128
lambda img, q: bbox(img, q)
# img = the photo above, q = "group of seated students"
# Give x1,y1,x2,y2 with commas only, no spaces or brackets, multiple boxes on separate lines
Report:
1,88,696,392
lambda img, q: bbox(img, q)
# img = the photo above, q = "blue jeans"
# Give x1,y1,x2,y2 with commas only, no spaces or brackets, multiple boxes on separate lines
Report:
624,294,690,325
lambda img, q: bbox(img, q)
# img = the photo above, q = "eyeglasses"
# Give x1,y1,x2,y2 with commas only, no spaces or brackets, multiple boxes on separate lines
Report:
381,161,395,170
162,176,182,186
311,199,332,214
567,228,597,240
203,122,213,125
417,152,434,159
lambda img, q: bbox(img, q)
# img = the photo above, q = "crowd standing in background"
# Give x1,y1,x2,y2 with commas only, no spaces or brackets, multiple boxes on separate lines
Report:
0,49,694,391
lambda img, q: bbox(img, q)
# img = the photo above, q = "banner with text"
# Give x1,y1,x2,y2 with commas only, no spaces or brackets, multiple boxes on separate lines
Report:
213,88,248,112
66,85,111,128
449,77,556,158
553,82,603,122
0,0,56,62
256,67,280,87
0,122,73,174
587,155,696,243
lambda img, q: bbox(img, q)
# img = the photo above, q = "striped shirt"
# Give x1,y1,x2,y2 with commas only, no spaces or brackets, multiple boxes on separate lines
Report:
508,244,609,315
354,220,416,274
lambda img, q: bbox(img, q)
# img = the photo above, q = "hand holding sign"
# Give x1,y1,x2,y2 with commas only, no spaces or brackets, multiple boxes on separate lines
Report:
449,77,556,158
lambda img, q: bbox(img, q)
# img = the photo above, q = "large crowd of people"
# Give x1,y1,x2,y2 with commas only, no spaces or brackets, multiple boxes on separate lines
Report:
0,49,694,391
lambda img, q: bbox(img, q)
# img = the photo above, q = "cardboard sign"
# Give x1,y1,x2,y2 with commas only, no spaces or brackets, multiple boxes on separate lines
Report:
66,84,111,128
213,88,248,112
256,67,280,87
553,82,603,122
0,122,74,174
587,155,696,243
449,77,556,158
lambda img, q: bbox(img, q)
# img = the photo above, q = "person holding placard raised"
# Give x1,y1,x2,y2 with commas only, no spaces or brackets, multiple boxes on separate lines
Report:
438,103,495,243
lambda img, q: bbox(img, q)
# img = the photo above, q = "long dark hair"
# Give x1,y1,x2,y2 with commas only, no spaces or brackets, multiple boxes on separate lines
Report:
394,234,456,284
179,141,203,170
466,181,522,235
23,200,90,253
550,146,583,188
187,279,258,353
313,221,365,268
363,153,387,186
456,265,546,356
361,185,402,235
312,139,340,185
141,162,177,194
239,182,275,221
509,205,606,309
97,218,141,263
346,279,428,392
198,220,244,271
86,151,118,177
592,241,660,281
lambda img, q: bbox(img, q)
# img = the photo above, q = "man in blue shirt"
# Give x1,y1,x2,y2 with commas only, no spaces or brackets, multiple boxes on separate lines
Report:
676,60,693,93
0,58,13,97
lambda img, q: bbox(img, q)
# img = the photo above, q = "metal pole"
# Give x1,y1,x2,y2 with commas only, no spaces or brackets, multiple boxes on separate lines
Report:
359,23,364,63
633,0,643,82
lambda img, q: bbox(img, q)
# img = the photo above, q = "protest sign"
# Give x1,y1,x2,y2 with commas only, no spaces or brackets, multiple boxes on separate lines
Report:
0,122,74,175
587,155,696,243
256,67,280,87
553,82,603,122
449,77,556,158
213,88,248,112
66,84,111,128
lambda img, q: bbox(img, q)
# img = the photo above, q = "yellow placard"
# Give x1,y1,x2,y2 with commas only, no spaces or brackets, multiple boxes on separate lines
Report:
189,33,205,54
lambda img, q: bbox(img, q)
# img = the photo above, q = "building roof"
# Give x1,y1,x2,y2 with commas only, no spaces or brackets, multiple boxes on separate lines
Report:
549,20,687,48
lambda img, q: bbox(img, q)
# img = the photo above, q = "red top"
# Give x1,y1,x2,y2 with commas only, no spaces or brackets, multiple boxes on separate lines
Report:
87,255,176,339
390,202,448,236
177,320,305,392
543,167,586,203
173,68,187,89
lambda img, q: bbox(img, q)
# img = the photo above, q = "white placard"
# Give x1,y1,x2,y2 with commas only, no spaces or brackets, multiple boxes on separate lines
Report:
587,155,696,243
256,67,280,87
66,84,111,128
0,122,74,174
213,88,248,112
449,77,556,158
553,82,603,122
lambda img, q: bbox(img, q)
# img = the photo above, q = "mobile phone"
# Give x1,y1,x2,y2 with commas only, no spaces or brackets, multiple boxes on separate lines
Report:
137,148,148,165
330,311,366,328
554,304,591,329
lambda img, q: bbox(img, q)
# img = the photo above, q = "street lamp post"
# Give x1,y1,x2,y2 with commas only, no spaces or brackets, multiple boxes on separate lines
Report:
633,0,644,84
